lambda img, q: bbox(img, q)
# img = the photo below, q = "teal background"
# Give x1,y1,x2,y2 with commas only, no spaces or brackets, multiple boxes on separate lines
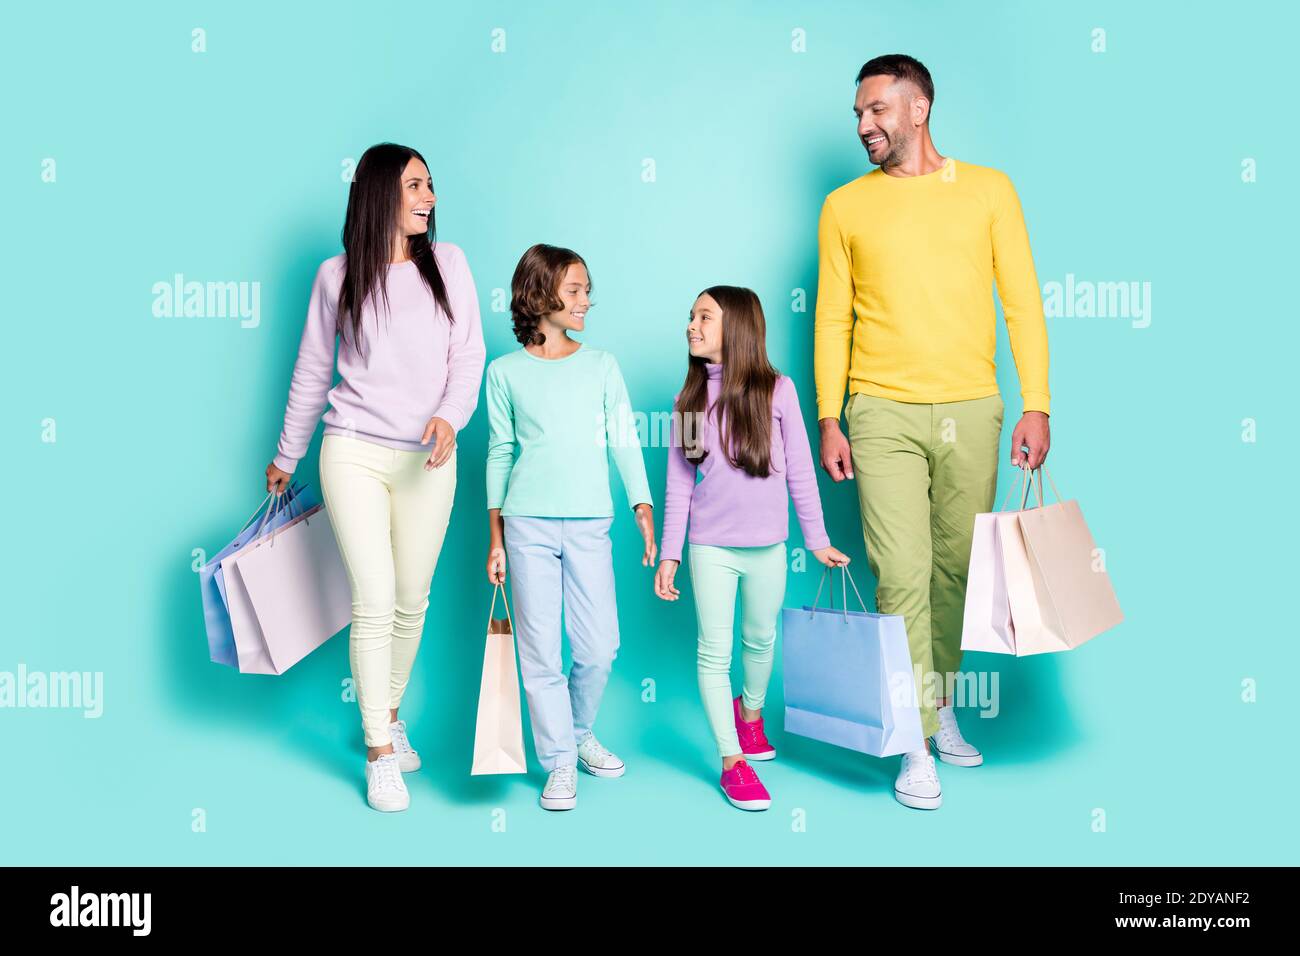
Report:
3,0,1295,865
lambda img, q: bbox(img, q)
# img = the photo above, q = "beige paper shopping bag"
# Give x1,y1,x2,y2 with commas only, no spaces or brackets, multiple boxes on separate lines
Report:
997,505,1071,655
1016,469,1123,650
470,584,528,775
996,468,1123,655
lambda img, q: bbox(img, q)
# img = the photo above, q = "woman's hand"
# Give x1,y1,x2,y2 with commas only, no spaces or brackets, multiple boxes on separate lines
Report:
422,416,456,469
634,503,657,567
266,462,292,495
654,559,681,601
813,545,851,568
486,546,506,585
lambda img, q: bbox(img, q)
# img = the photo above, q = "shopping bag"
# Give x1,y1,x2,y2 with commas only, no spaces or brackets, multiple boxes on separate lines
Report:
962,468,1031,654
471,584,528,775
201,484,312,666
782,566,924,758
962,466,1122,656
221,501,351,675
1014,468,1123,651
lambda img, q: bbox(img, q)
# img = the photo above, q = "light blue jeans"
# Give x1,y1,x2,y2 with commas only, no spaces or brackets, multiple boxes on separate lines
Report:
504,516,620,772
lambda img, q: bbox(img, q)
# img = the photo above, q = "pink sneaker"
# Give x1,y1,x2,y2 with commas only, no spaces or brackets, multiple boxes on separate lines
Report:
733,695,776,760
719,760,772,811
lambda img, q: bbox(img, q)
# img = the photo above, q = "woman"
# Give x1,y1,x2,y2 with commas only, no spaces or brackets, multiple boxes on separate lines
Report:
266,143,485,812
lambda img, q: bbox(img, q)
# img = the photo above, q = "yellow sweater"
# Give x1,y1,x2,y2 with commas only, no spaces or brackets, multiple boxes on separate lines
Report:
814,158,1050,420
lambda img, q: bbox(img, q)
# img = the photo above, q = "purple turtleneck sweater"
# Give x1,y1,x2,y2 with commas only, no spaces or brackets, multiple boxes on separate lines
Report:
660,363,831,563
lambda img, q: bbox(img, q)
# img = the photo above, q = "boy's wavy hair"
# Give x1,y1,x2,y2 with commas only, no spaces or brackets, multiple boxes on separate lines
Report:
509,244,590,346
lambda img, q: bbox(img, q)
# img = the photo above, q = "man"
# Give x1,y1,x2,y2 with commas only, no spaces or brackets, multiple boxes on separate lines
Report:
814,54,1051,810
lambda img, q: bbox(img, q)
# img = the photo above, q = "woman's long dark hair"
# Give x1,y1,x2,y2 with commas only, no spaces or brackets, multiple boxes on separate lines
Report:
676,286,780,478
337,143,455,356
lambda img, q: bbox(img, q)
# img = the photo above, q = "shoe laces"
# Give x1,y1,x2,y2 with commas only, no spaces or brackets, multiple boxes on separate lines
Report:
738,714,767,742
581,736,611,762
729,761,759,785
904,752,937,786
935,708,964,747
547,765,576,793
389,721,415,755
371,755,402,791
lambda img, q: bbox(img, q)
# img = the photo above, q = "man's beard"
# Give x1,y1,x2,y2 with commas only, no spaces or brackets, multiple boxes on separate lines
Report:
875,132,911,170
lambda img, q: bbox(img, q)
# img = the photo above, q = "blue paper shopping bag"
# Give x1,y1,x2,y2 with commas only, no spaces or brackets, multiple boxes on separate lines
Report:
781,566,924,758
200,484,316,667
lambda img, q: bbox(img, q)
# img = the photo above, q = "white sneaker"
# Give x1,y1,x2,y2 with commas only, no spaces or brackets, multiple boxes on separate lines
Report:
576,734,626,778
389,719,421,772
364,753,409,812
928,705,983,767
894,749,942,810
540,765,578,811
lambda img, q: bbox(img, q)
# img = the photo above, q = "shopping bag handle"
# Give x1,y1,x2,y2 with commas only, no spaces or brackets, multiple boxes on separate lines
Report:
256,482,315,549
998,464,1064,513
486,581,514,634
241,481,306,535
809,565,867,620
999,466,1035,512
1038,464,1063,503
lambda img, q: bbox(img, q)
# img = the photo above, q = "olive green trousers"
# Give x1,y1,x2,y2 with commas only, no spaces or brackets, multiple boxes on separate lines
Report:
845,391,1003,738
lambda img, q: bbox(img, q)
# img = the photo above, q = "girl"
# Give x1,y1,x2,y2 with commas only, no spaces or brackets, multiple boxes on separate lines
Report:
266,143,485,813
484,243,656,811
654,286,849,811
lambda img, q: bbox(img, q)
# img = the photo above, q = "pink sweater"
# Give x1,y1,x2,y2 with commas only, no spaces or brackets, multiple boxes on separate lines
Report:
273,243,485,473
660,363,831,563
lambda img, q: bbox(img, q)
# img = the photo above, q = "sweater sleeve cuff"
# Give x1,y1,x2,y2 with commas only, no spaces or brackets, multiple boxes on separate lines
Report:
1021,391,1051,415
433,403,467,433
816,400,843,422
272,453,299,475
803,529,831,553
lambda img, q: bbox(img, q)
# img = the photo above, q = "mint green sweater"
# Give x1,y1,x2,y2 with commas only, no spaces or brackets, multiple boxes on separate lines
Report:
485,344,653,518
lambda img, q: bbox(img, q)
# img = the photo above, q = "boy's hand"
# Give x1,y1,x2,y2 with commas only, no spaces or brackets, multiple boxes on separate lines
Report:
486,547,506,585
634,503,657,567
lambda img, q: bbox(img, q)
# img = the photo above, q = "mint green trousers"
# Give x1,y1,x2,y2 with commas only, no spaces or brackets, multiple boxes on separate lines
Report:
845,392,1003,738
687,542,787,758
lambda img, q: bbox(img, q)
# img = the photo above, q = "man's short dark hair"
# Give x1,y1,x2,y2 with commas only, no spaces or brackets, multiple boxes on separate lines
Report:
855,54,935,108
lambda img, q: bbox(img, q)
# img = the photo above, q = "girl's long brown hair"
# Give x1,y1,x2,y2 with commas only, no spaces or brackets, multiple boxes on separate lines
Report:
675,286,780,478
337,143,455,358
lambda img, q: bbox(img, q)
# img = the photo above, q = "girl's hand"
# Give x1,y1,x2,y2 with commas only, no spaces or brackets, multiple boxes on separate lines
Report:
654,559,681,601
421,416,456,469
486,547,506,585
266,462,292,495
633,503,657,567
813,545,851,568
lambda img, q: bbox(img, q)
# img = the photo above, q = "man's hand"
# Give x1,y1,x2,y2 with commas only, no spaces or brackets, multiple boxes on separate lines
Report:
819,418,855,481
421,416,456,469
634,503,657,567
1010,411,1051,470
